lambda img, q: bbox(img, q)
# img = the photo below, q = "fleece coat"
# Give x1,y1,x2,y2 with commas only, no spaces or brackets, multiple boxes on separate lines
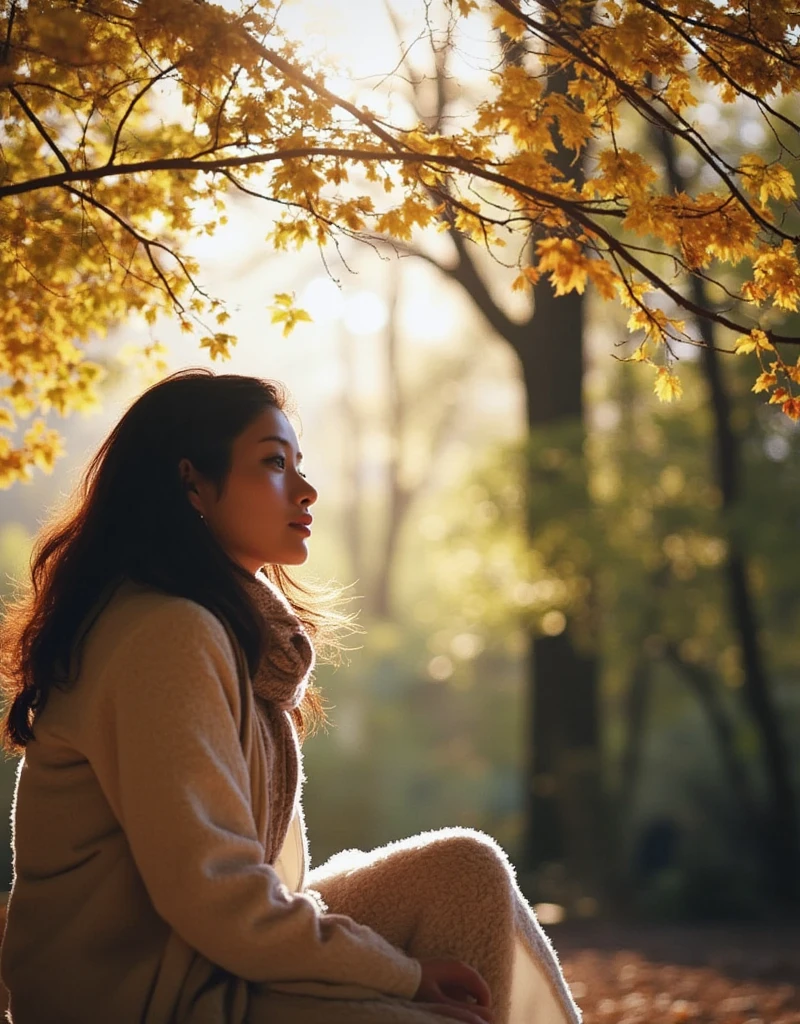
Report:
0,580,581,1024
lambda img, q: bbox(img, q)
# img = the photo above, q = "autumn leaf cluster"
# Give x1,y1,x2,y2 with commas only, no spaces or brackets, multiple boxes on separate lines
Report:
2,0,800,483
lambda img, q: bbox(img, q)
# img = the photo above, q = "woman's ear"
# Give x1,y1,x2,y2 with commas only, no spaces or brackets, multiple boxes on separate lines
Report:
178,458,204,515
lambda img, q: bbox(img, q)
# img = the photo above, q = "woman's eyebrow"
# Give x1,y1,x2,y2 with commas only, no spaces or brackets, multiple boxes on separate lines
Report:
257,435,303,461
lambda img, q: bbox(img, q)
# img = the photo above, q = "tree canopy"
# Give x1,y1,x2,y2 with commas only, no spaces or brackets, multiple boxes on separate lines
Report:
2,0,800,484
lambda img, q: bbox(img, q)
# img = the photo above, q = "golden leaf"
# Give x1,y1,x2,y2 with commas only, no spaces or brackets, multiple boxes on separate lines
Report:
199,333,235,361
751,372,778,394
268,293,313,337
782,397,800,421
734,329,774,356
653,367,683,402
628,344,649,363
740,154,797,206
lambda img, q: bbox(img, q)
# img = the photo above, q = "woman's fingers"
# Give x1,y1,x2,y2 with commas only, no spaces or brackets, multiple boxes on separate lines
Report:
442,964,493,1008
415,958,493,1010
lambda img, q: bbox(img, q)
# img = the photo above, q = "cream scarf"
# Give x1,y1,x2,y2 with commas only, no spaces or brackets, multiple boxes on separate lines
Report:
237,569,316,865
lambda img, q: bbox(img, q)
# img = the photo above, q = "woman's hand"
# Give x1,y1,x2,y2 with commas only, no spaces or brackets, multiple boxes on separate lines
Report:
414,958,493,1024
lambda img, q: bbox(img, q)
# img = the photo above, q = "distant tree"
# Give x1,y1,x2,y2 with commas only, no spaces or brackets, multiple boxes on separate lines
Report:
3,0,799,491
336,265,477,620
371,11,609,900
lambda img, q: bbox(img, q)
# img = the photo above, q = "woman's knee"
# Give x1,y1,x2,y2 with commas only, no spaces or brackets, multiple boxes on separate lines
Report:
412,827,515,893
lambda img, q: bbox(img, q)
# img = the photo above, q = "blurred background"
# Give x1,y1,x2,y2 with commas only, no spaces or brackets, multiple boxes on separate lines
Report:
2,188,799,917
1,3,799,1018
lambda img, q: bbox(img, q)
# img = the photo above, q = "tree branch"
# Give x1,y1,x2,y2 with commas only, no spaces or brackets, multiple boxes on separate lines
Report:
62,184,195,313
636,0,800,139
106,63,179,166
5,141,794,346
10,86,72,173
489,0,793,243
448,227,525,347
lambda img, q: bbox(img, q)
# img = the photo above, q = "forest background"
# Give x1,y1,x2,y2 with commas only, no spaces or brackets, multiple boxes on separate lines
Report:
1,0,799,956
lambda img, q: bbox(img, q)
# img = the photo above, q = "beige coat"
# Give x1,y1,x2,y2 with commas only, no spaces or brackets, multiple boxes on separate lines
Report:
0,581,581,1024
0,582,420,1023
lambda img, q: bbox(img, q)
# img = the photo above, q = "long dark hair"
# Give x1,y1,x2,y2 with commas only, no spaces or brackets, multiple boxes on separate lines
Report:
0,368,359,752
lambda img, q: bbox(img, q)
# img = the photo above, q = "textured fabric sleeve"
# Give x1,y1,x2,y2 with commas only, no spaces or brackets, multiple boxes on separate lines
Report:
86,598,421,998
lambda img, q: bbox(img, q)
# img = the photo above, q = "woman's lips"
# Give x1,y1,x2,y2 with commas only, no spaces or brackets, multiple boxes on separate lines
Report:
289,524,311,536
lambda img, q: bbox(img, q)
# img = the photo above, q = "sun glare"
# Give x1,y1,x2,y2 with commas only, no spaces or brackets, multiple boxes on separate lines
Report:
275,0,493,106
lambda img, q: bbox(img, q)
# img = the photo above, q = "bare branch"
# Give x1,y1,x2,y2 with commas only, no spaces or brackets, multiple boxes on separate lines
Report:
61,184,195,313
9,86,72,173
107,63,179,166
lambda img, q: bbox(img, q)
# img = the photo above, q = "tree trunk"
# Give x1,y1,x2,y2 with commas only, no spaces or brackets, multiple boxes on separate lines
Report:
696,306,800,906
519,248,607,905
391,30,608,906
658,127,800,907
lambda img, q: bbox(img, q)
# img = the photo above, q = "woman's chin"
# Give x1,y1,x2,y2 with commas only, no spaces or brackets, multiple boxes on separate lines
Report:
276,547,310,566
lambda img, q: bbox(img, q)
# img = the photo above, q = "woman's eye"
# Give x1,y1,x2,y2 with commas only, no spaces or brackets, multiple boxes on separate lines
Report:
266,455,306,479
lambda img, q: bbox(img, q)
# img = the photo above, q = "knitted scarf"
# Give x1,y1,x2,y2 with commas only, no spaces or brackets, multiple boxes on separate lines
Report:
238,569,316,865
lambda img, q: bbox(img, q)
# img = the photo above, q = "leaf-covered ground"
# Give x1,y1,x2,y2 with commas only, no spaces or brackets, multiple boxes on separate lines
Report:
555,924,800,1024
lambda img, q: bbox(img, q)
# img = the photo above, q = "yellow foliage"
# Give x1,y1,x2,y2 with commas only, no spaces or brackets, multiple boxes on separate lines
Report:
4,0,800,480
592,149,658,200
628,344,649,363
750,242,800,311
268,293,313,338
491,7,527,41
586,259,620,301
739,154,797,207
544,93,593,153
536,238,591,296
751,372,778,394
734,329,775,356
512,266,541,292
653,367,683,403
783,397,800,421
786,362,800,386
627,306,683,346
199,333,235,360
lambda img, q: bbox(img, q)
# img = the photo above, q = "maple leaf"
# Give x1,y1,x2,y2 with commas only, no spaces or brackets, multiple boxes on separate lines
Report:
586,260,620,301
782,397,800,421
199,333,235,360
268,293,313,338
739,154,797,206
734,329,775,356
751,242,800,311
492,6,527,41
751,372,778,394
536,238,589,296
653,367,683,403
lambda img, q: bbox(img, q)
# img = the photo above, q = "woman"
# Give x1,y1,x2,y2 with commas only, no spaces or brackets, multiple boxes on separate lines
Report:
0,369,581,1024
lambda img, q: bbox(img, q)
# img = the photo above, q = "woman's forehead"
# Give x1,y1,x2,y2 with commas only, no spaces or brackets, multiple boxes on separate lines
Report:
241,407,301,451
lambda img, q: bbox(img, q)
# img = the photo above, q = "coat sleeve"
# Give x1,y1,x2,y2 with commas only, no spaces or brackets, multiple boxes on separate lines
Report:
86,596,421,998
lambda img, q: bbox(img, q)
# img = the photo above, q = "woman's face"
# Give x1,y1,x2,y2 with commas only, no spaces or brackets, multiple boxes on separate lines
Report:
181,406,318,573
